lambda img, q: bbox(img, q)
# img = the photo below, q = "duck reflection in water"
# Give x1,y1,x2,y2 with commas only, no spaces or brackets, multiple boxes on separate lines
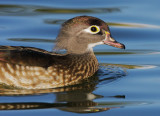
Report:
0,73,125,113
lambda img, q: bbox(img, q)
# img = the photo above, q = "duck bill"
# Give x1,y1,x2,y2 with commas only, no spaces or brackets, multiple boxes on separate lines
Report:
103,32,125,49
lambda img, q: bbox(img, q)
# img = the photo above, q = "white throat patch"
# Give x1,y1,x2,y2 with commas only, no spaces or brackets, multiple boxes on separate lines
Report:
87,41,104,51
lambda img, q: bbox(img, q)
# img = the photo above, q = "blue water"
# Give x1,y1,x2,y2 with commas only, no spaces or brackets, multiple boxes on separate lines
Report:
0,0,160,115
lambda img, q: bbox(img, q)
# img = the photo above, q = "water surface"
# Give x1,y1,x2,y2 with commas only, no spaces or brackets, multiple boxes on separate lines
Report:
0,0,160,115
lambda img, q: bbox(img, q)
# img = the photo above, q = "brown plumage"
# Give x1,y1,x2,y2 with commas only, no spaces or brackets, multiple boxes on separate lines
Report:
0,16,125,89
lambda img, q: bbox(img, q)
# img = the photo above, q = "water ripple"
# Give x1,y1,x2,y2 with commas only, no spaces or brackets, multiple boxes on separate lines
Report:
0,4,121,16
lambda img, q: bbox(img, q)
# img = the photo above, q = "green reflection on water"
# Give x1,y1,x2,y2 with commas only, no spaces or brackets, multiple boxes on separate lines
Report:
0,4,120,16
35,7,120,14
8,38,55,43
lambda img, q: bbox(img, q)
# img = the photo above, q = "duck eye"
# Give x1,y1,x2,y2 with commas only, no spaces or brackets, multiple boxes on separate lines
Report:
83,25,100,34
91,26,97,32
90,25,100,34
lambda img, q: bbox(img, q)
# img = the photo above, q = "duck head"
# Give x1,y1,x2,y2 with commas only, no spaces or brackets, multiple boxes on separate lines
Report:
55,16,125,54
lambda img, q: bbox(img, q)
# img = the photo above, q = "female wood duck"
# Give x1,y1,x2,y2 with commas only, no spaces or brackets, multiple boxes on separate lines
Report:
0,16,125,89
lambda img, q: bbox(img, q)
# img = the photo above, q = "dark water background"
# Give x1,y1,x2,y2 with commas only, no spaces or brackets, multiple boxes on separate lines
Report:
0,0,160,115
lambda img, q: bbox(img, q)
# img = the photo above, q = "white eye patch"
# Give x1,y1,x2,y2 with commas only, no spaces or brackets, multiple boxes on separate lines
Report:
83,25,100,34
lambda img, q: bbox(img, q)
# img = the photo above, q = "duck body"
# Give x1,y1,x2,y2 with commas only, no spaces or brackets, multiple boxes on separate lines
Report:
0,46,98,89
0,16,125,89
